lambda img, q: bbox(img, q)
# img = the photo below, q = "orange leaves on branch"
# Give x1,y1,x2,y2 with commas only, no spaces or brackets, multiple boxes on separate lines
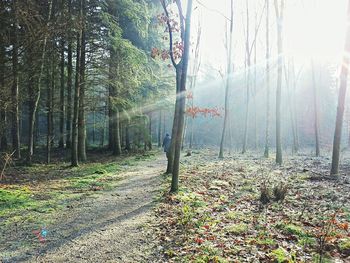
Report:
186,106,221,118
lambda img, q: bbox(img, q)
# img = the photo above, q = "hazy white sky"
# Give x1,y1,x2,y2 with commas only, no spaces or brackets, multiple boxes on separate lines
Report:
192,0,348,71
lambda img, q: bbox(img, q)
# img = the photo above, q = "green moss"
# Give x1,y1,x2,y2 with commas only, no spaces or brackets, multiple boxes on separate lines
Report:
0,188,33,211
298,236,316,247
256,238,277,246
269,248,290,263
226,211,245,220
225,223,248,234
276,223,306,237
339,237,350,252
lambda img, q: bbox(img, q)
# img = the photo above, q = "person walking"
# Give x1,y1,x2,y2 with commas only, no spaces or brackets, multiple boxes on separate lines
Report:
162,133,171,159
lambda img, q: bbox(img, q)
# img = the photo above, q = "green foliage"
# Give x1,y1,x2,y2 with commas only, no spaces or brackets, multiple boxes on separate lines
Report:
269,248,295,263
0,188,32,211
225,223,249,235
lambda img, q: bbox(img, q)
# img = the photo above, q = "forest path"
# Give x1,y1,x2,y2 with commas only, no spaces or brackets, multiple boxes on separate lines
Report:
27,154,165,263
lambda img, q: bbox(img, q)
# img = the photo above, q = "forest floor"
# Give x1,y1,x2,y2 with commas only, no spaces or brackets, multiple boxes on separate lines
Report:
0,149,165,262
154,149,350,263
2,148,350,263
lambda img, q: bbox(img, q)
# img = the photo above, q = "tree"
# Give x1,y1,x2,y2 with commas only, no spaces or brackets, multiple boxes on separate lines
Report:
11,0,20,159
159,0,193,192
311,60,320,157
264,0,270,157
330,0,350,175
274,0,284,165
66,0,73,149
71,0,83,167
78,0,87,162
219,0,234,159
242,0,264,154
58,0,65,149
27,0,53,164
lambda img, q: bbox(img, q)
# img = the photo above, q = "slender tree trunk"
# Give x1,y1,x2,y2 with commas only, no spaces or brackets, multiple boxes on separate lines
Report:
189,117,194,149
112,108,122,155
0,33,7,150
219,0,234,158
92,110,96,145
274,0,284,165
242,61,250,154
167,69,181,174
291,61,299,152
284,62,298,154
78,0,87,161
157,110,162,147
181,115,187,150
311,61,320,157
100,106,107,147
66,0,73,149
11,0,20,158
71,21,82,166
253,13,258,150
330,0,350,175
242,0,251,154
59,37,65,148
125,121,130,151
170,0,193,192
46,51,54,164
148,113,152,150
264,0,270,158
27,0,53,164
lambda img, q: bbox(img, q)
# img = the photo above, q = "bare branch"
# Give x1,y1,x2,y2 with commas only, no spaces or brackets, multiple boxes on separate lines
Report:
160,0,178,68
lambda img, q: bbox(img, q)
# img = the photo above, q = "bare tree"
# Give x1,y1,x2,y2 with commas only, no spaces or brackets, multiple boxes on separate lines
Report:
311,60,320,157
219,0,234,159
264,0,270,157
274,0,284,165
160,0,193,192
330,0,350,175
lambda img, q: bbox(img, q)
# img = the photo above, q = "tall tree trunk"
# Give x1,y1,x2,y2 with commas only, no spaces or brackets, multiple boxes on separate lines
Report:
264,0,270,158
284,62,297,154
157,110,162,147
166,68,181,174
71,21,82,166
330,0,350,175
78,0,87,161
125,121,130,151
0,33,7,151
112,108,122,155
311,61,320,157
170,0,193,192
219,0,234,158
242,0,251,154
46,51,54,164
66,0,73,149
92,110,96,145
242,64,250,153
11,0,20,158
59,37,65,148
148,113,152,150
274,0,284,165
27,0,53,164
253,12,258,150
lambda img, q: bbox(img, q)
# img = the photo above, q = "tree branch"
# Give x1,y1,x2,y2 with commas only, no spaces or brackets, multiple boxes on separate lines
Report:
160,0,178,68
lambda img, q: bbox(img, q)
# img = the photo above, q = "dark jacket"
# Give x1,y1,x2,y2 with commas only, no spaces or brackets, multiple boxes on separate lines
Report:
162,135,171,153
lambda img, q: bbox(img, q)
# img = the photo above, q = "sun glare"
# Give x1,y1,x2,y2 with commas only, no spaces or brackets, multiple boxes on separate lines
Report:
196,0,348,69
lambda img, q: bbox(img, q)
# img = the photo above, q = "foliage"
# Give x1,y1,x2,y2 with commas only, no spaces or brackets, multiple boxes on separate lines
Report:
153,150,350,262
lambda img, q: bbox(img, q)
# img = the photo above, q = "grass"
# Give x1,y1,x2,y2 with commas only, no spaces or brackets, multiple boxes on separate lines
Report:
0,150,160,236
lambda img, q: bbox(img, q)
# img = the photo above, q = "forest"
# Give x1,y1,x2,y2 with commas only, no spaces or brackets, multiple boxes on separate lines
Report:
1,0,350,262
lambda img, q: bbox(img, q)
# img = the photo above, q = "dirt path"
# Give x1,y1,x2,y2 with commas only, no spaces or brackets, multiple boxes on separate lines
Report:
9,155,166,263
